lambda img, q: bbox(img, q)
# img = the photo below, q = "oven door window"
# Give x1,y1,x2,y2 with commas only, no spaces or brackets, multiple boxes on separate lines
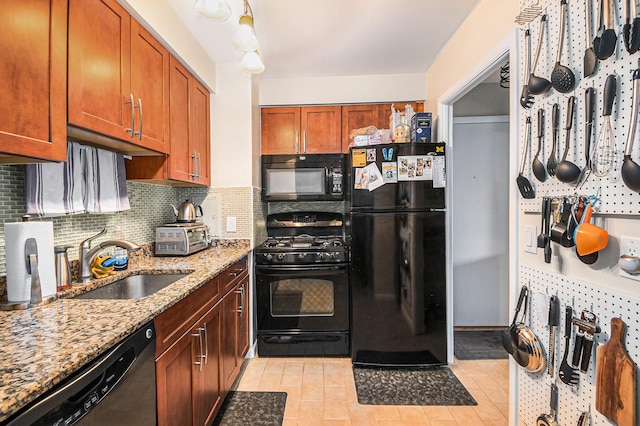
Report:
270,279,334,317
265,168,326,196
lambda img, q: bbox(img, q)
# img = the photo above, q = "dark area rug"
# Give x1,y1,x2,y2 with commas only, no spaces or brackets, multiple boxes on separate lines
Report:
352,366,477,406
454,329,509,360
213,391,287,426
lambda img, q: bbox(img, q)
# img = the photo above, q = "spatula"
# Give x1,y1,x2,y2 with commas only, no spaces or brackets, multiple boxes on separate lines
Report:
517,117,535,198
584,0,598,77
547,295,560,377
558,306,579,386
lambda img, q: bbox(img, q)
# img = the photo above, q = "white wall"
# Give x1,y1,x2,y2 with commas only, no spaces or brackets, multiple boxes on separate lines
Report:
452,116,509,326
211,64,257,187
259,73,426,105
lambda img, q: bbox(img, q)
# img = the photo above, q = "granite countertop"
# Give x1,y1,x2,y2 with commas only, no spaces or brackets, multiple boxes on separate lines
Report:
0,240,251,422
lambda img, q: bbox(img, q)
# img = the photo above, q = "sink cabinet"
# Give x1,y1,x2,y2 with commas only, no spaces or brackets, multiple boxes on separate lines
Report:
0,0,67,163
68,0,170,154
154,256,249,426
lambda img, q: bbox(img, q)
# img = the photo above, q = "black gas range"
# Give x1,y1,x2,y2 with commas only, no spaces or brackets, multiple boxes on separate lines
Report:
254,212,350,356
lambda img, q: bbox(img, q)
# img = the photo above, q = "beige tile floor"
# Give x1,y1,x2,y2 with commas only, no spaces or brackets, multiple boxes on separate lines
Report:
236,356,509,425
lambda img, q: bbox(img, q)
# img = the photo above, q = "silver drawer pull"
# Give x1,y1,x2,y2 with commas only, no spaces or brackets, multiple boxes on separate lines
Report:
191,328,205,371
230,268,244,277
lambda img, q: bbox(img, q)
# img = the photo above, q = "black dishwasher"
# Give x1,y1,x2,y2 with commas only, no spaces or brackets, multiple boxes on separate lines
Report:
4,322,156,426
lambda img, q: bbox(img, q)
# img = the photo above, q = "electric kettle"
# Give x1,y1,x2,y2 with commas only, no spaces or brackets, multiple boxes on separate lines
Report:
170,200,203,223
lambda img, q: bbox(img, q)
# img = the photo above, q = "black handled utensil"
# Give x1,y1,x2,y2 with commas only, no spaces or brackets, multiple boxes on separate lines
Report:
559,306,579,385
557,96,581,184
547,103,560,177
517,117,535,198
577,88,595,188
538,197,548,248
529,15,553,95
622,59,640,192
551,0,576,93
584,0,598,76
533,108,547,182
595,0,617,59
521,30,534,109
547,295,560,377
623,0,640,53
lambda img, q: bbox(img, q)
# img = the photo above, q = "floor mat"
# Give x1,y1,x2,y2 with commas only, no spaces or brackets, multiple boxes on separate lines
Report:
352,366,477,406
454,329,509,360
213,391,287,426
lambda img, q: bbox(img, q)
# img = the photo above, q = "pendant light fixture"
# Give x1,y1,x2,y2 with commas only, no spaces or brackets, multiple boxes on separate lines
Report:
240,50,265,73
233,0,259,52
193,0,232,22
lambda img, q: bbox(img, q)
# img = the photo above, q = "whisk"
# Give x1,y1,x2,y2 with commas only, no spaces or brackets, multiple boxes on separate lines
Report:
593,74,617,177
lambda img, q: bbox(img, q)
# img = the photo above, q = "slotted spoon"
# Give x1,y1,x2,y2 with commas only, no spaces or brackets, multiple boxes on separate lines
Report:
517,116,535,198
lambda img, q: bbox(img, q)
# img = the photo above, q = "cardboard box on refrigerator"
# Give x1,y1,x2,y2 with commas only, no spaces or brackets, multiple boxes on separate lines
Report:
410,112,432,142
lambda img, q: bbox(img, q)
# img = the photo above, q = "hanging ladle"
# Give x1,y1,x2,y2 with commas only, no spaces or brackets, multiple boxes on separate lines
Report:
622,60,640,193
556,96,581,184
528,15,552,95
551,0,576,93
533,108,547,182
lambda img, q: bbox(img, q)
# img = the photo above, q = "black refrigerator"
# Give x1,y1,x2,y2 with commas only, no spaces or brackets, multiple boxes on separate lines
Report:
348,143,447,367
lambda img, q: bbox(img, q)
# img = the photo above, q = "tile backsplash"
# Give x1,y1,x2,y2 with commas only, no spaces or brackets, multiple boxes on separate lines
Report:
0,165,260,275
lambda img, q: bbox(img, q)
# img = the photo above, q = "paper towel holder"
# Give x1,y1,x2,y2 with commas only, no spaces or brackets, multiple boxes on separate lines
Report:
1,238,57,310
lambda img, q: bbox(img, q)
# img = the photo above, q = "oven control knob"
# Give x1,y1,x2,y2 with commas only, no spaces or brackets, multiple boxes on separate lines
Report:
298,253,306,259
317,252,325,260
276,253,285,261
263,253,273,261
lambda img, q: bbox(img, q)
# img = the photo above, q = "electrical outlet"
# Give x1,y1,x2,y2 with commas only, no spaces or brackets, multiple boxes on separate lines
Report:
619,236,640,281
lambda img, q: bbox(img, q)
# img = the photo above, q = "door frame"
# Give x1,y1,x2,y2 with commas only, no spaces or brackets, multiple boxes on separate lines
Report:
436,29,520,425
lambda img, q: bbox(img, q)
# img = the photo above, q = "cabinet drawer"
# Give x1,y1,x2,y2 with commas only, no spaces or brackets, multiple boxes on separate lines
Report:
155,277,221,355
220,257,248,294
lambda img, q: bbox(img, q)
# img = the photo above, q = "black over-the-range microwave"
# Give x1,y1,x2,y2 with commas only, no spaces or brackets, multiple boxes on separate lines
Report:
261,153,345,201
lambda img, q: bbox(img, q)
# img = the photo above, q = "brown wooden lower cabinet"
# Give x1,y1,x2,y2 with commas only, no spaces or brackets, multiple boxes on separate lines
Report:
155,257,249,426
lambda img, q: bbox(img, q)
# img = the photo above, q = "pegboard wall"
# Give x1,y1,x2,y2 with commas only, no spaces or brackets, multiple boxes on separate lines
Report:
519,265,640,425
518,0,640,214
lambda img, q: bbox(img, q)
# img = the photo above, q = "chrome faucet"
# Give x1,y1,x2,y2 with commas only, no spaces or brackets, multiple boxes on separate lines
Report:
79,228,141,282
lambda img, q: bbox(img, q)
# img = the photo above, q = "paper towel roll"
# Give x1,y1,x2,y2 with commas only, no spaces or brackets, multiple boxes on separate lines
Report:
5,222,56,303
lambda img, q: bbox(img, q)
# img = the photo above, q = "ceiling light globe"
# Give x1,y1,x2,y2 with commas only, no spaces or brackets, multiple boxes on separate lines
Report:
233,15,259,52
193,0,232,21
240,51,265,74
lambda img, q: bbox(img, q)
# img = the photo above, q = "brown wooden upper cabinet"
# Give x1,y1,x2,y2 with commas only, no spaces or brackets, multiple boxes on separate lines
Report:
126,56,211,186
68,0,170,154
341,102,424,152
0,0,67,163
261,106,342,154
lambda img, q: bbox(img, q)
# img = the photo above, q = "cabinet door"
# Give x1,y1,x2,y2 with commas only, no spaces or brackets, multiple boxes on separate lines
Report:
261,107,300,154
193,304,222,426
0,0,67,162
301,106,342,153
156,333,195,426
221,292,239,392
341,104,379,153
237,278,250,359
190,78,211,185
130,19,170,153
168,56,192,182
68,0,132,141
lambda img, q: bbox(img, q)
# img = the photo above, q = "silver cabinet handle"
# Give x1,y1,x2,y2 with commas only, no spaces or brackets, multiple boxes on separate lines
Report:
190,152,198,178
134,98,143,140
191,328,205,371
196,152,201,181
202,322,208,364
295,131,299,154
124,94,135,137
230,268,244,277
303,131,307,153
235,285,245,317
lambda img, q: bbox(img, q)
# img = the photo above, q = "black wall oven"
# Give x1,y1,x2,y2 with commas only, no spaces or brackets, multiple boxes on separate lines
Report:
254,213,350,356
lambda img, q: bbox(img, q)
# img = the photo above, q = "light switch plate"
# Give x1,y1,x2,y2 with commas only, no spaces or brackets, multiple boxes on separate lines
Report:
524,225,538,254
619,236,640,281
226,216,237,233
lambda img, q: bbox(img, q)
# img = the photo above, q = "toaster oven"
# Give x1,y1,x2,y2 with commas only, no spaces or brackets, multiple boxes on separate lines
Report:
155,223,209,256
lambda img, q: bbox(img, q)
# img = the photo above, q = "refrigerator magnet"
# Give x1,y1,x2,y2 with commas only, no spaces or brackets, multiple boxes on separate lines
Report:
381,162,398,183
398,155,433,181
352,149,367,167
363,162,384,191
366,149,376,162
354,168,369,190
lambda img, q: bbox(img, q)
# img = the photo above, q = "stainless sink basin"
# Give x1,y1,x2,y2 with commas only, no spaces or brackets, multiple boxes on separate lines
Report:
75,273,189,300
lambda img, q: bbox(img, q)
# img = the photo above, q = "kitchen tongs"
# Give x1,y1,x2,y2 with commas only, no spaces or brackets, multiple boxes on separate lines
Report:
623,0,640,53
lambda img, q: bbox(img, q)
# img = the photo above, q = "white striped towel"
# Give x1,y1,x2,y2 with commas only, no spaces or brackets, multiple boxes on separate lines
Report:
84,145,130,214
26,142,85,216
